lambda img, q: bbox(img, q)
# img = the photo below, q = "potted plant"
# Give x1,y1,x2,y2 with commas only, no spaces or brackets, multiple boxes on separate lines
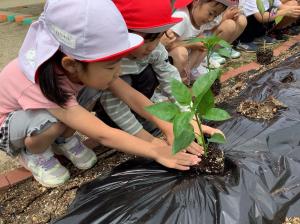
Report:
255,0,284,64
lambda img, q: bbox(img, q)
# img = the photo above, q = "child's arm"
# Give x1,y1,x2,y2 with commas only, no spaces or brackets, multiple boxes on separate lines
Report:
150,43,181,100
254,5,300,23
48,105,200,170
107,77,175,137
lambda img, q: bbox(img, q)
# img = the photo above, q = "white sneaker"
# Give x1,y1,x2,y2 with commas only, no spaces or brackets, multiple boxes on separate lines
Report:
53,135,97,170
227,48,241,59
211,52,226,64
19,148,70,187
202,57,221,69
191,65,209,81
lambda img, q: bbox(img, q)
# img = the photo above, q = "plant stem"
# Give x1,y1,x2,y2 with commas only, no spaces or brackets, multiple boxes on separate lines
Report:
206,54,210,71
195,113,208,156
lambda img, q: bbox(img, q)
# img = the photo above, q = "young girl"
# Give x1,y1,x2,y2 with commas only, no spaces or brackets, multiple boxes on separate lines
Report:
0,0,202,187
237,0,300,52
161,0,244,83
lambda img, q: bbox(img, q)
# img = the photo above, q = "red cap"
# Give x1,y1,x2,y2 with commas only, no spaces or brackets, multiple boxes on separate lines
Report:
174,0,238,9
113,0,182,33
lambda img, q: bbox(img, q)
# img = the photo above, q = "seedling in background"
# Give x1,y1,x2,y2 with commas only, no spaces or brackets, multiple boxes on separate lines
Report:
186,35,232,71
256,0,284,49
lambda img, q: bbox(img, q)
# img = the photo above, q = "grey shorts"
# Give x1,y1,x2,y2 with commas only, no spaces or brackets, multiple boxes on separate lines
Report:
1,89,103,157
3,110,58,156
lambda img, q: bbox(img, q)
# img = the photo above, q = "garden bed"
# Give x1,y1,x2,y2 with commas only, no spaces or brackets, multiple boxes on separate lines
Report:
0,45,299,224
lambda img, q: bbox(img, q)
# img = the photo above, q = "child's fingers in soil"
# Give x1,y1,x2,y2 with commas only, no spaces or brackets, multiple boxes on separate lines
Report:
176,152,201,165
186,142,204,156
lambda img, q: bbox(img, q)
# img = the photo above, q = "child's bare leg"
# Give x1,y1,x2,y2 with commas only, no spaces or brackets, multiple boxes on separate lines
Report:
169,46,189,83
233,15,248,42
188,49,206,69
25,122,66,153
215,16,247,44
9,110,70,187
215,19,237,43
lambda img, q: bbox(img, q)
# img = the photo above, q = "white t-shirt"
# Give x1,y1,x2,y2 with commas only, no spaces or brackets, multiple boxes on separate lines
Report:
239,0,281,17
171,7,223,39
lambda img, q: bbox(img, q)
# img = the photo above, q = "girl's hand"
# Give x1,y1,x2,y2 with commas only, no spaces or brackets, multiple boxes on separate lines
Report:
154,146,201,170
163,123,204,156
192,120,225,137
183,142,204,156
206,127,225,137
151,137,169,147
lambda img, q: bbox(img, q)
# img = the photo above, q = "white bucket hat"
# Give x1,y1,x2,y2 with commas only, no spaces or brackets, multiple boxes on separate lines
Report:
19,0,144,83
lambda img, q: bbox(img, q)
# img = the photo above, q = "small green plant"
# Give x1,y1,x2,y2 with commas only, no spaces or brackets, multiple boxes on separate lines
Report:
257,0,284,25
256,0,284,49
187,35,232,70
146,36,232,155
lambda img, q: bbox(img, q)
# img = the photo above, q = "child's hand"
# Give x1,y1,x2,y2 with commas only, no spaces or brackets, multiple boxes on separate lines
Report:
183,142,204,156
223,6,240,21
207,128,225,137
154,146,201,170
282,6,300,18
161,30,177,49
151,137,169,147
192,120,225,137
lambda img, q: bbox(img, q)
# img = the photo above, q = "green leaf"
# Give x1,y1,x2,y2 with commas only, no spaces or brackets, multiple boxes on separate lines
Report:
203,108,231,121
217,39,231,49
275,15,284,25
195,89,215,115
171,79,192,106
217,48,231,58
172,124,195,154
192,69,220,100
268,0,274,7
256,0,265,15
207,35,221,46
208,133,227,144
186,37,208,44
173,112,194,137
145,102,180,122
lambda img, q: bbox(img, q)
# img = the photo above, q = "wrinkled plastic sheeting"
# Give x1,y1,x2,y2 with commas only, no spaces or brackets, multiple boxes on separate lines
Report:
55,53,300,224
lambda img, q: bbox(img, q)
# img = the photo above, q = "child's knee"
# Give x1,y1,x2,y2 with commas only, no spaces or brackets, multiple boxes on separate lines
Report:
236,15,247,30
170,47,189,66
217,19,237,34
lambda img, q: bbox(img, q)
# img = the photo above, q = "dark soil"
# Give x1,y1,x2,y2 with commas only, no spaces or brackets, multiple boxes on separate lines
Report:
191,143,225,175
211,79,221,96
256,47,273,65
237,96,288,120
283,217,300,224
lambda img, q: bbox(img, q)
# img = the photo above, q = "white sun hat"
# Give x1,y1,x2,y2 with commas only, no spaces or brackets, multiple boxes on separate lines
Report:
19,0,144,83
